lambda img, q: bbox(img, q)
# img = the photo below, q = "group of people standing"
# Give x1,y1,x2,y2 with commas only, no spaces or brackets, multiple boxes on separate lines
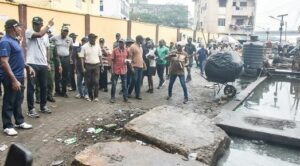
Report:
0,16,209,136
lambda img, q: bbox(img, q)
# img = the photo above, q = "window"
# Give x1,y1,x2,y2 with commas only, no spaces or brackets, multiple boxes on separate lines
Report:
76,0,82,8
240,0,247,7
232,2,236,6
100,0,103,11
236,19,244,25
219,0,227,7
218,18,226,26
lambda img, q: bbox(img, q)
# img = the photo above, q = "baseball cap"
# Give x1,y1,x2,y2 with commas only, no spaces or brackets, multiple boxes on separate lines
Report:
118,38,125,43
99,38,105,43
69,33,78,37
5,19,21,29
32,17,43,25
126,38,135,43
61,26,69,31
88,33,98,39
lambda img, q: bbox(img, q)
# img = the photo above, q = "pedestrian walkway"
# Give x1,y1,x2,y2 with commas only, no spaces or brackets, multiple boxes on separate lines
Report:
0,71,216,165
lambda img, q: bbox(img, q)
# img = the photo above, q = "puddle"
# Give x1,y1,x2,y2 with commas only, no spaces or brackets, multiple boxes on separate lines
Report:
218,137,300,166
235,78,300,121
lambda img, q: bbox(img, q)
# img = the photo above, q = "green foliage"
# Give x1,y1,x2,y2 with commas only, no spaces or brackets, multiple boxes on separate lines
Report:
130,5,189,28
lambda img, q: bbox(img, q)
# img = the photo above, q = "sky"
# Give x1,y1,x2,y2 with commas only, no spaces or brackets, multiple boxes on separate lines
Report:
148,0,300,31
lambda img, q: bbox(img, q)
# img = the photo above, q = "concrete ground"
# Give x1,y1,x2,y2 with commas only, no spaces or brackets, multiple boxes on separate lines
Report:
0,69,222,165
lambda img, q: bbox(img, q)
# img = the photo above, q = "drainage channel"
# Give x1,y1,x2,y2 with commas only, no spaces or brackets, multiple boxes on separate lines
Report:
218,137,300,166
217,76,300,165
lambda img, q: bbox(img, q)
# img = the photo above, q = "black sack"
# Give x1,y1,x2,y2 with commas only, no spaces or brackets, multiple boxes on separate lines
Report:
205,52,243,83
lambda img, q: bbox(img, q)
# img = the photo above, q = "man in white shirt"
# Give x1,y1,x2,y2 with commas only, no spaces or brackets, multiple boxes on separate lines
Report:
50,25,73,98
26,17,54,118
79,33,102,101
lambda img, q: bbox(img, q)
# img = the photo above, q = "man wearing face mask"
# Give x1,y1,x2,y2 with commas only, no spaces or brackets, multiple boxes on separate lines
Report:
26,17,54,118
0,19,35,136
50,25,73,98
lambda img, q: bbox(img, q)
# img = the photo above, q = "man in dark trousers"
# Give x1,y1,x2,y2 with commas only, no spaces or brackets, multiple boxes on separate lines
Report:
197,44,208,75
184,37,196,82
26,17,54,118
0,19,34,136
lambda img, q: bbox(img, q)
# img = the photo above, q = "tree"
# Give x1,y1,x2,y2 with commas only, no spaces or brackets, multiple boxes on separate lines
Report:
130,5,189,28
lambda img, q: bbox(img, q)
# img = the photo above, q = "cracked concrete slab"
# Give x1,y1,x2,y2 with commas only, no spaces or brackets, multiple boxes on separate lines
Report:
124,105,230,165
72,142,205,166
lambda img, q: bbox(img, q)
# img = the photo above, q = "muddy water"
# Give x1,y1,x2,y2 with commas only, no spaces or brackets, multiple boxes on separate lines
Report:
235,78,300,121
218,137,300,166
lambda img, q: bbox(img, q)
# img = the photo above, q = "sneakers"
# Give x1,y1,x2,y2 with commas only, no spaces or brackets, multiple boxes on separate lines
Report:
4,128,18,136
47,97,56,102
15,122,32,129
84,95,91,101
183,98,188,104
75,94,81,99
135,96,142,100
62,93,69,98
161,80,166,87
110,98,116,103
94,98,99,102
27,108,40,118
40,106,52,114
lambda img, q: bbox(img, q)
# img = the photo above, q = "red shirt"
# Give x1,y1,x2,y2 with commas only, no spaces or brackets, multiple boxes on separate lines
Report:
111,47,129,75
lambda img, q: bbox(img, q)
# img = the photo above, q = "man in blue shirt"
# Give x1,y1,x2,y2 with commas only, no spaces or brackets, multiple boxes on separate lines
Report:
197,44,208,75
0,19,35,136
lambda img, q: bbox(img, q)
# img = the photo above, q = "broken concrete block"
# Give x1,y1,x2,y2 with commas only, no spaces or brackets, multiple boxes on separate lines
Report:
124,105,230,165
72,142,205,166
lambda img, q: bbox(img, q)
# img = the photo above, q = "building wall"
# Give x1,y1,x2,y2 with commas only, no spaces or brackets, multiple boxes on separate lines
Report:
131,21,156,41
100,0,130,19
0,2,19,31
158,26,177,45
194,0,256,39
90,16,128,49
13,0,100,15
180,28,194,41
27,6,85,40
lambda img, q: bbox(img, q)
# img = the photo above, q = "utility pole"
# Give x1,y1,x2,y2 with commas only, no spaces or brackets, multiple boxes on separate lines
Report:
285,21,287,43
277,14,288,44
266,28,270,41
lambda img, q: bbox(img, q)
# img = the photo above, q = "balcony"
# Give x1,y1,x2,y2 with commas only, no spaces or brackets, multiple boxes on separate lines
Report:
232,7,254,16
229,24,253,35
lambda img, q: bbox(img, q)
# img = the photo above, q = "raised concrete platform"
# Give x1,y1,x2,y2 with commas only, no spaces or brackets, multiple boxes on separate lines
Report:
72,142,205,166
215,76,300,148
124,106,230,166
215,111,300,148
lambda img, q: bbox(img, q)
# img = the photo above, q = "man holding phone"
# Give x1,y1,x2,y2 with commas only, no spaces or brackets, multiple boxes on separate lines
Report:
0,19,35,136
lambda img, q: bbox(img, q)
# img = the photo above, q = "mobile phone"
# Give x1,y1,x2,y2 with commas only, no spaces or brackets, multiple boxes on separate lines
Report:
5,144,33,166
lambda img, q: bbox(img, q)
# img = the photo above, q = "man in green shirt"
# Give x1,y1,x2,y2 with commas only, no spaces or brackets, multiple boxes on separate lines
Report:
156,39,169,89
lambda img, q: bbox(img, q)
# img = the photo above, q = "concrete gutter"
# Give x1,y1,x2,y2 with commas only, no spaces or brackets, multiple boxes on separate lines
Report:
214,76,300,148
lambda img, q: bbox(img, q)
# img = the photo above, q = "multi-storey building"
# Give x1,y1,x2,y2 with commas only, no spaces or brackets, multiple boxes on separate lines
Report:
12,0,101,15
100,0,130,19
193,0,256,42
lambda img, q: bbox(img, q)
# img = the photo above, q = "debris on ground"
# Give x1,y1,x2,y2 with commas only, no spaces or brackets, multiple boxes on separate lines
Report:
64,137,77,145
56,138,63,143
86,128,95,133
188,153,198,160
103,124,117,130
136,140,147,146
51,160,64,166
0,144,8,152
